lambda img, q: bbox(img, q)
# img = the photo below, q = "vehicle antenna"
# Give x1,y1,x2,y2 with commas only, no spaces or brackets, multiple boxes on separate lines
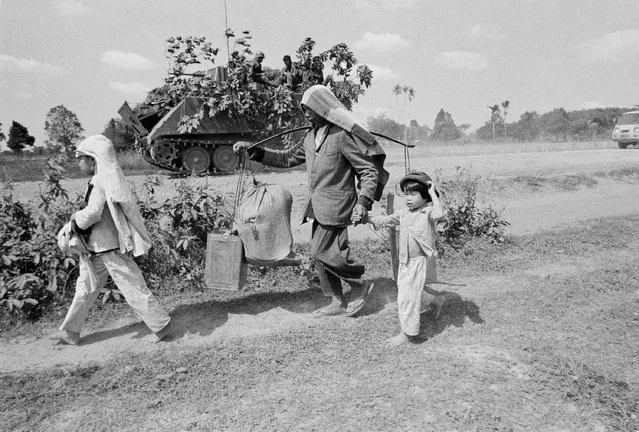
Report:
223,0,231,62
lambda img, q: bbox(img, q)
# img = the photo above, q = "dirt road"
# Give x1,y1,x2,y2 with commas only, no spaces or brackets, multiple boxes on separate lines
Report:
2,143,639,373
11,143,639,241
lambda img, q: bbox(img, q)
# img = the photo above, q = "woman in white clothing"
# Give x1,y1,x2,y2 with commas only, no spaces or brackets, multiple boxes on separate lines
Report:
53,135,171,345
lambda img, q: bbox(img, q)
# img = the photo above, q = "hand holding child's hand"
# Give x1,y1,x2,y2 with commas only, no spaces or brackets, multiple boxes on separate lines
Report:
351,204,368,226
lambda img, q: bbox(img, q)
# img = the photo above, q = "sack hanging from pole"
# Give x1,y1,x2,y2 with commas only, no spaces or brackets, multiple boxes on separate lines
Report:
237,184,300,267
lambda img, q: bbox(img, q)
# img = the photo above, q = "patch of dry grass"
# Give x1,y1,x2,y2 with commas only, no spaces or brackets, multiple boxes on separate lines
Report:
489,167,639,197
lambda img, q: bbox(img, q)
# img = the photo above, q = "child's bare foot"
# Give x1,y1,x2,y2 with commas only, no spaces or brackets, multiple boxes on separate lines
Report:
50,330,80,346
387,332,410,347
432,295,445,319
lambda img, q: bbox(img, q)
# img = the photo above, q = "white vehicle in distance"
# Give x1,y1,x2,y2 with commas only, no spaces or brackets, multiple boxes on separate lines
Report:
612,110,639,149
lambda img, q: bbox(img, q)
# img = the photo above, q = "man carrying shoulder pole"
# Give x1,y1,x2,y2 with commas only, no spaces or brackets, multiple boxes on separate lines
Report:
234,85,388,317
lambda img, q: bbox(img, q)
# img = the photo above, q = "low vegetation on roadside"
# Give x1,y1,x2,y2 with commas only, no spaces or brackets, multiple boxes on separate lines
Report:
0,157,508,322
436,166,509,247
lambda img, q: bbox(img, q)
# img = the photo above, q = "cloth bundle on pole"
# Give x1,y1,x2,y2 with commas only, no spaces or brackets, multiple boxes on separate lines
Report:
237,184,300,266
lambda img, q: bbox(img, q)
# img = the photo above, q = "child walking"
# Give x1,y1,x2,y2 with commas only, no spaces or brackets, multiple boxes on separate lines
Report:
369,171,446,346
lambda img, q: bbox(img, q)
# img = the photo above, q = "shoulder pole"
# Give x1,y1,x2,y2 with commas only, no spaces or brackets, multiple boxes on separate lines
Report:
246,126,415,150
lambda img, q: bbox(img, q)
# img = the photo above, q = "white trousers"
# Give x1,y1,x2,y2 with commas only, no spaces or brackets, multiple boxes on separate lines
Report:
397,255,437,336
59,251,170,334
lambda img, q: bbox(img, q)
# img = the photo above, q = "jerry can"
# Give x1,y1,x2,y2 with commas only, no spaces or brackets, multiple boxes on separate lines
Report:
205,233,247,290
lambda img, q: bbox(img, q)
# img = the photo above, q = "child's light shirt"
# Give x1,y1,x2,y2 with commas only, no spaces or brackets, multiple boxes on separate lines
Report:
370,204,446,264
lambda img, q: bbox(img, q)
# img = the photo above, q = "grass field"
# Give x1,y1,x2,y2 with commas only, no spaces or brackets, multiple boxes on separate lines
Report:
0,151,163,183
0,140,621,184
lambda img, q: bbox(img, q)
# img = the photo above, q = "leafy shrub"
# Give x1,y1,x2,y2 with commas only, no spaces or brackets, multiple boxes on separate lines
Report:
436,167,509,249
135,176,234,290
1,161,236,319
0,156,80,318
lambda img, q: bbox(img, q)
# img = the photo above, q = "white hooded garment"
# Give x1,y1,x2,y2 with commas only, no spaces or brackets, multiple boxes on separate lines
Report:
75,135,151,257
60,135,170,335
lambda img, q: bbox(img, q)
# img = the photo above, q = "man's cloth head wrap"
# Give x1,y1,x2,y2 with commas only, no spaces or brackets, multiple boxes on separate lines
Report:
301,85,389,201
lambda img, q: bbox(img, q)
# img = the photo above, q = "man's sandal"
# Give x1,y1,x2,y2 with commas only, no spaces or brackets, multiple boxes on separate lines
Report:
345,282,375,317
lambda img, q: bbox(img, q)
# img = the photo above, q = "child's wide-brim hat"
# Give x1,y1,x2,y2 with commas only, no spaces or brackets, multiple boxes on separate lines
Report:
399,171,440,197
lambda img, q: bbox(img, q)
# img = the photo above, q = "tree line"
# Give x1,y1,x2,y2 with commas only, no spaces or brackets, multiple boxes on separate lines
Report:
0,106,133,157
367,104,632,144
475,106,629,142
1,100,633,157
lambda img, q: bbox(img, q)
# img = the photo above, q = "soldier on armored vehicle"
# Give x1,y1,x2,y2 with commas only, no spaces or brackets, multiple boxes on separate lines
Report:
118,33,374,176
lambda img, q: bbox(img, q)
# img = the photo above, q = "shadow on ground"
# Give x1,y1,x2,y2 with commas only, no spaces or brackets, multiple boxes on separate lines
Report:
355,277,484,343
417,287,484,343
81,285,331,345
79,276,482,346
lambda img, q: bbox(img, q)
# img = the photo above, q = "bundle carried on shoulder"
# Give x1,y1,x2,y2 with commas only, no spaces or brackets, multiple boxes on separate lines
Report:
236,184,300,267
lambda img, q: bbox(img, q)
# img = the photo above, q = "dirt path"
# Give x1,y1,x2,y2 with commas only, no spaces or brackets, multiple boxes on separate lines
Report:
2,144,639,373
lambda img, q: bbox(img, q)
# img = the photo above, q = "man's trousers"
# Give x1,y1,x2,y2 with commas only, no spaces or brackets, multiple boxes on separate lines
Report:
310,221,366,298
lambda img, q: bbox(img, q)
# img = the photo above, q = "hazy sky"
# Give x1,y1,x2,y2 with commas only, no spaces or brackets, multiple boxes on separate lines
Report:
1,0,639,148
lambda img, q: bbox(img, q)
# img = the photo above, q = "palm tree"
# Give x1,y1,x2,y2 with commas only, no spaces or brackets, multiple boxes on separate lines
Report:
392,84,415,172
501,100,510,140
401,86,415,145
488,104,501,140
391,84,416,143
403,86,415,102
392,84,402,132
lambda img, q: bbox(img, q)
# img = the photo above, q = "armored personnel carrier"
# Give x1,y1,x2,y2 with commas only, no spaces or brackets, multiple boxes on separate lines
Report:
119,95,262,174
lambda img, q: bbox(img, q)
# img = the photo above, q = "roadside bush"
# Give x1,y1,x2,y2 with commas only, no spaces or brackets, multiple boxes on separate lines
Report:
0,165,235,319
0,156,80,319
436,167,509,249
135,176,234,290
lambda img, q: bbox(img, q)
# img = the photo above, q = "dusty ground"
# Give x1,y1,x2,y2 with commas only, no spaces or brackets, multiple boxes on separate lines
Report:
2,143,639,371
1,142,638,431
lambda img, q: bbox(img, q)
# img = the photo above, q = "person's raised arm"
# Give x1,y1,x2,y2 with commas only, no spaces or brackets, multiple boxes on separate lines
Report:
428,181,445,221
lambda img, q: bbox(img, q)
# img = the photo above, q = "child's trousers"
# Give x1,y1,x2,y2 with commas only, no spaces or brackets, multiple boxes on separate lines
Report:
397,255,437,336
60,250,170,334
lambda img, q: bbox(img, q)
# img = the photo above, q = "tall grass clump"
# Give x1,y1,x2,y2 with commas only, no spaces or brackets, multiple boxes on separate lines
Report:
436,166,509,249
